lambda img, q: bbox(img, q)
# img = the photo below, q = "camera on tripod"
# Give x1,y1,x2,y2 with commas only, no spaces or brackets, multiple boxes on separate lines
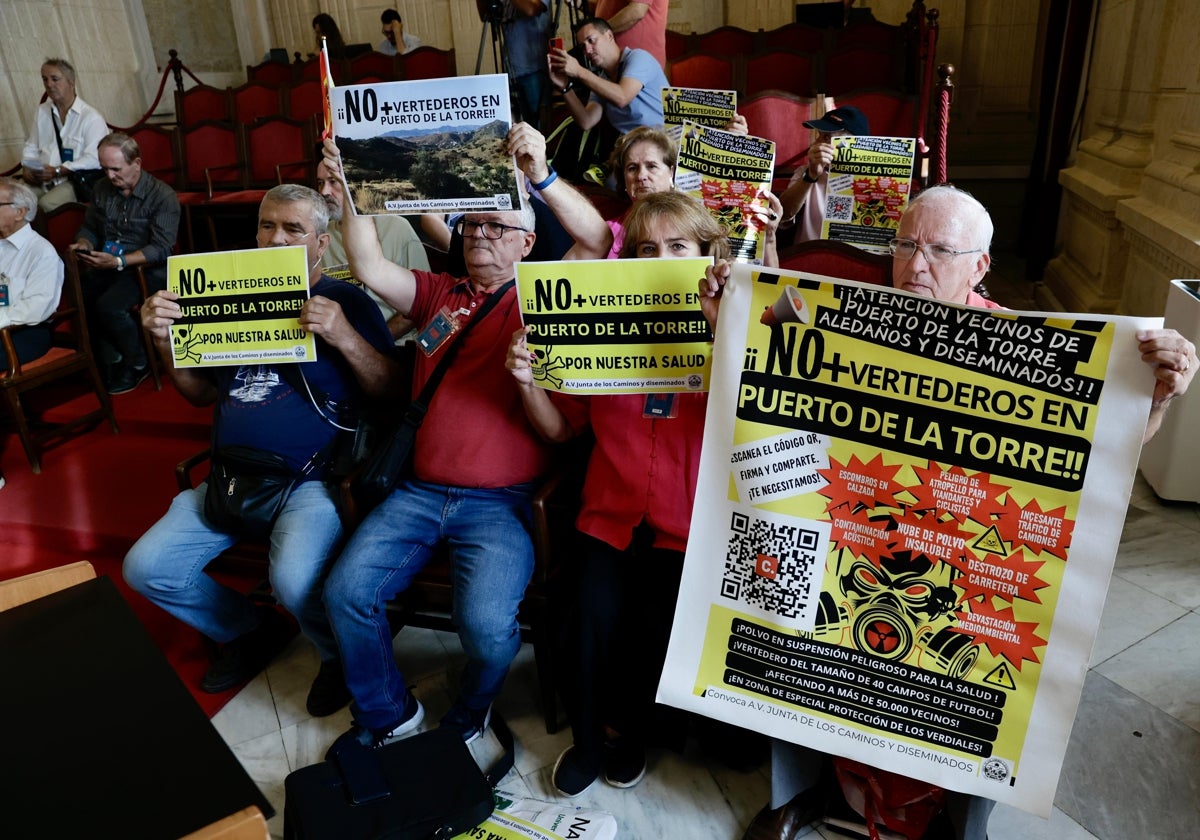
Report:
476,0,505,24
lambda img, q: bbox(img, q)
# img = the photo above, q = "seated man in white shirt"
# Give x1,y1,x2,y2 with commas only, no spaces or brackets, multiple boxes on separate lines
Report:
20,58,109,212
0,178,64,371
378,9,422,55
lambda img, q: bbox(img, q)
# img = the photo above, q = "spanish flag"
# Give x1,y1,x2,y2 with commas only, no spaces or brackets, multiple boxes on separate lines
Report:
319,37,334,140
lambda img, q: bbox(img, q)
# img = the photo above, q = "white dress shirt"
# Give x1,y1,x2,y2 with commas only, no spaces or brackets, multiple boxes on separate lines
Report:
0,223,65,328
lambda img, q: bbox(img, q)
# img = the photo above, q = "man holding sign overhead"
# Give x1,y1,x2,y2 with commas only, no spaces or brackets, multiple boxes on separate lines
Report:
320,140,551,750
126,185,400,713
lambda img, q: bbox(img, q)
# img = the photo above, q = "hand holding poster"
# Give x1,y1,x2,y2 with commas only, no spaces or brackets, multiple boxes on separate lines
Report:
332,74,520,214
822,136,916,253
515,257,713,394
166,246,315,367
659,264,1160,816
674,121,775,263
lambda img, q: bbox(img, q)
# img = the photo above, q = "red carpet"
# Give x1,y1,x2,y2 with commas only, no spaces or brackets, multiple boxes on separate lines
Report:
0,378,273,718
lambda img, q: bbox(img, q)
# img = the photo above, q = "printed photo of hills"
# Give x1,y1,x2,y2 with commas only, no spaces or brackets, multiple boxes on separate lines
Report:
340,119,520,213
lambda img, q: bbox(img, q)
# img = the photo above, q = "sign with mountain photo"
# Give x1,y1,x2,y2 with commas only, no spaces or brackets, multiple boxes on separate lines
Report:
332,73,521,215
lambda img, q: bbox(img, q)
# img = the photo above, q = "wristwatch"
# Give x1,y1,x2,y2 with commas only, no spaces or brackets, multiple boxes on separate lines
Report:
801,169,819,183
560,81,574,95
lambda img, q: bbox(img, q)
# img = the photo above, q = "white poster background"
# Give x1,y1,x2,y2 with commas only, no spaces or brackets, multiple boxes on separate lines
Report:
657,264,1159,816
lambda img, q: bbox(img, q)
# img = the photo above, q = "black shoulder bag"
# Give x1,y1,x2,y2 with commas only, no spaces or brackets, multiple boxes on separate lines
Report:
50,110,105,203
356,280,515,511
203,367,349,540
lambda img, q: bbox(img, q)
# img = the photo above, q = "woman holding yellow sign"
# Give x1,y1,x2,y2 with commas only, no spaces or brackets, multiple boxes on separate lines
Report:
508,191,753,797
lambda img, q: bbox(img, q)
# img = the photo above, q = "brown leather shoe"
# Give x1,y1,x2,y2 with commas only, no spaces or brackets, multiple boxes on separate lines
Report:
741,788,825,840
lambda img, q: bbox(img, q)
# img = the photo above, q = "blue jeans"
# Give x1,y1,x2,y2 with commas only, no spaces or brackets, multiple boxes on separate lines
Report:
123,481,344,660
323,479,536,732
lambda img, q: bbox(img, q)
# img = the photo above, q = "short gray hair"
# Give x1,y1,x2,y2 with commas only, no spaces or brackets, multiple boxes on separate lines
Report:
907,184,993,254
1,178,39,222
98,132,141,164
42,58,76,85
262,183,329,234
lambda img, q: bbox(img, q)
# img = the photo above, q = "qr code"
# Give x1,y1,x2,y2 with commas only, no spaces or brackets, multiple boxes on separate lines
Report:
826,194,853,222
721,510,822,620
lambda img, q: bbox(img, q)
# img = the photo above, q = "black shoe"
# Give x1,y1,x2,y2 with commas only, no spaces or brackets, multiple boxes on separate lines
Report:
106,365,149,395
306,659,352,717
325,694,425,759
602,736,646,788
201,607,293,693
742,786,827,840
552,745,601,797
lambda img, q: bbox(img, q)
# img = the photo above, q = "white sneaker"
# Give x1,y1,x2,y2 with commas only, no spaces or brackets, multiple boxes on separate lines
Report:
377,698,425,746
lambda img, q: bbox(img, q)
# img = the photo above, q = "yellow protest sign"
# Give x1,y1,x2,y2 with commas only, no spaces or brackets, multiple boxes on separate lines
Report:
662,86,737,130
675,121,776,263
166,246,315,368
516,258,713,394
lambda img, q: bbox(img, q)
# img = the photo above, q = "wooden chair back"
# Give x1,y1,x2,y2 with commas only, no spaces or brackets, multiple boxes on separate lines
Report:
0,250,119,473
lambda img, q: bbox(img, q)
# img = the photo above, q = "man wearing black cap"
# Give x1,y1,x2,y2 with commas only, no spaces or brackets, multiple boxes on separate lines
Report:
778,104,870,244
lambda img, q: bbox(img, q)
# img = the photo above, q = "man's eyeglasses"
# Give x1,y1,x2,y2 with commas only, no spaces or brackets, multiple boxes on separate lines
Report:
889,238,982,264
455,219,528,240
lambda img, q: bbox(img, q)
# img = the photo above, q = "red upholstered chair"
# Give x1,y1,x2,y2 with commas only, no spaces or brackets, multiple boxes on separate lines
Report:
694,26,758,55
398,46,457,80
824,45,903,97
241,117,313,188
745,49,818,98
285,79,323,125
230,81,283,124
0,250,119,474
666,52,736,92
836,88,919,139
777,239,892,287
175,121,241,196
297,57,323,81
37,201,87,254
761,22,827,52
349,50,399,82
740,90,816,171
175,84,230,127
247,60,295,86
665,29,691,61
126,124,180,186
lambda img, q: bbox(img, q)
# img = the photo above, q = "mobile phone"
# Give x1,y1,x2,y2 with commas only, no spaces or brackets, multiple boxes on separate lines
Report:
549,36,564,51
76,246,92,255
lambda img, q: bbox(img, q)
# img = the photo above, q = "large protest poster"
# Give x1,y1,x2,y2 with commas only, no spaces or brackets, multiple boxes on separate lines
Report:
166,246,314,368
674,121,775,263
658,264,1160,815
821,136,916,254
662,87,737,138
515,258,712,394
333,74,520,214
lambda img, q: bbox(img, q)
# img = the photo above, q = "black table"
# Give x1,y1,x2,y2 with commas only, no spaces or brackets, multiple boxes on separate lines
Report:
0,576,272,839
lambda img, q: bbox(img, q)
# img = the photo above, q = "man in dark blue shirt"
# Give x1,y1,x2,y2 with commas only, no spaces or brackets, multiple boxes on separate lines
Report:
126,184,401,715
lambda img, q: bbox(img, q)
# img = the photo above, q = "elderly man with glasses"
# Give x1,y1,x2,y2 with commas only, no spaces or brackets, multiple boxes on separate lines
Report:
317,141,551,751
127,184,402,713
703,184,1197,840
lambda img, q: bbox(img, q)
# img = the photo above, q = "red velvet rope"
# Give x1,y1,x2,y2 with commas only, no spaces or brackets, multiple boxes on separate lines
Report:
3,50,197,177
936,77,951,185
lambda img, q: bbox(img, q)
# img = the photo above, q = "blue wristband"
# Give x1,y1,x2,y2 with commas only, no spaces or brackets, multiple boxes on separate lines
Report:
531,167,558,192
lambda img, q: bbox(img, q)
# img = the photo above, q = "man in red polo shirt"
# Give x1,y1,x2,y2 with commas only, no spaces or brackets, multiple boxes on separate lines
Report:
319,142,551,751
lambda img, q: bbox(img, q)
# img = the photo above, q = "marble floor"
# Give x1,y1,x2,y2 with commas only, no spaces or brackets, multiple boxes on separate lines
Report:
211,469,1200,839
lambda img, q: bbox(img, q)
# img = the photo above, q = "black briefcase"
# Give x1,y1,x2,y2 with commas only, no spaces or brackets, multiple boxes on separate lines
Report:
283,726,499,840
